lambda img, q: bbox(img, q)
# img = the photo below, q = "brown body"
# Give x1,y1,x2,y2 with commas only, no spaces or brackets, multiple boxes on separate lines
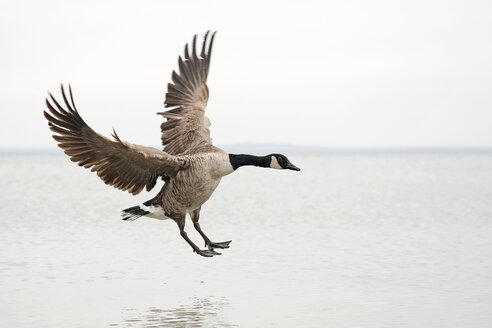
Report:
159,151,234,220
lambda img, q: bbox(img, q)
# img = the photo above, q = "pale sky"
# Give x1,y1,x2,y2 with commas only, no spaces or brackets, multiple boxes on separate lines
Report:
1,0,491,149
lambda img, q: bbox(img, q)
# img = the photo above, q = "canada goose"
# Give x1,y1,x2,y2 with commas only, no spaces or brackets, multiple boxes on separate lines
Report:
43,31,300,257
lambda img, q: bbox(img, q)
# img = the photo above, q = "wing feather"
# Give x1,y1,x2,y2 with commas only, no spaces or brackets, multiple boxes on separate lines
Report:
159,31,219,155
44,85,189,195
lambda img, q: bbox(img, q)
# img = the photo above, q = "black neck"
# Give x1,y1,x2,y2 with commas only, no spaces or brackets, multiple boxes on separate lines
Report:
229,154,271,170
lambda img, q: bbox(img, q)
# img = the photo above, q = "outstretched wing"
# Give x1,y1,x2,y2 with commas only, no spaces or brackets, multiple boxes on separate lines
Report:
159,31,217,155
44,85,189,195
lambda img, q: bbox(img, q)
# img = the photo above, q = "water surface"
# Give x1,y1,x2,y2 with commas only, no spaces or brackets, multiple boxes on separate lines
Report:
1,151,491,327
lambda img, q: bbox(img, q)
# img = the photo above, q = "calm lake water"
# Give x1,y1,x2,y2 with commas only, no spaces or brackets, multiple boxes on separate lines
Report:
1,151,491,327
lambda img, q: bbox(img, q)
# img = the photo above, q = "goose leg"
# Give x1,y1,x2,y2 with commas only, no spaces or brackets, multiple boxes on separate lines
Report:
180,230,221,257
173,215,221,257
191,208,231,250
193,222,232,250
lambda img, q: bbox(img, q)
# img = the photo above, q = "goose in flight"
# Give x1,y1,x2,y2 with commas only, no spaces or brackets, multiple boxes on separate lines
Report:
43,31,300,257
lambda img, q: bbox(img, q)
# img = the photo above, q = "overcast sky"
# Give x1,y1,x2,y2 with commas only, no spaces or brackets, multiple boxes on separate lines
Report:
1,0,491,149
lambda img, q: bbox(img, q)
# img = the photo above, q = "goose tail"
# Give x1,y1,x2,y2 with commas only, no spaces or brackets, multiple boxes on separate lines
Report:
121,205,150,221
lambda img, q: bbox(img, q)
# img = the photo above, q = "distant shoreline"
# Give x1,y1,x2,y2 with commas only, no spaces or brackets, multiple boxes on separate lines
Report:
1,144,492,155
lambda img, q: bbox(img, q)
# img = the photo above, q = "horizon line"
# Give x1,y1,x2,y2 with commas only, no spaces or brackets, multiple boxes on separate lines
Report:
1,143,492,154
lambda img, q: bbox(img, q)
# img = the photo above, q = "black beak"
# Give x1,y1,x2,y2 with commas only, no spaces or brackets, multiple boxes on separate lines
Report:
285,162,301,171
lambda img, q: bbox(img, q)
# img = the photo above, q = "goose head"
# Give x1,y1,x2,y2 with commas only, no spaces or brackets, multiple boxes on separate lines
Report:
268,154,300,171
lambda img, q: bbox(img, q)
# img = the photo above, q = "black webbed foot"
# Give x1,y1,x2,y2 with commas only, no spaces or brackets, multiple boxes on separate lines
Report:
194,249,221,257
206,240,232,250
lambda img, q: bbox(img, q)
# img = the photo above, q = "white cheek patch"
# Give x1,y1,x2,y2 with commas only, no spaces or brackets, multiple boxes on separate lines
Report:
270,156,282,169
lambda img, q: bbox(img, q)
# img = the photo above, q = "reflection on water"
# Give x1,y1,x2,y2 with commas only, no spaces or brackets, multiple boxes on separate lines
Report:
118,297,234,328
